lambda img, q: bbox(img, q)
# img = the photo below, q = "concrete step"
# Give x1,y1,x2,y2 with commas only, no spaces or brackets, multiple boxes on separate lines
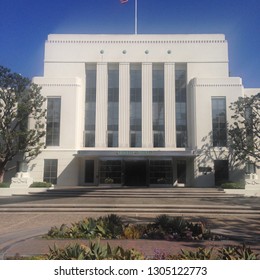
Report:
4,187,254,215
0,209,259,215
0,203,259,215
25,186,231,198
49,186,225,193
25,193,236,199
0,203,253,209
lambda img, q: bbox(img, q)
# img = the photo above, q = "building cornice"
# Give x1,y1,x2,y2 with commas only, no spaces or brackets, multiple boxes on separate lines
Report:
191,83,242,87
37,83,81,87
47,39,226,44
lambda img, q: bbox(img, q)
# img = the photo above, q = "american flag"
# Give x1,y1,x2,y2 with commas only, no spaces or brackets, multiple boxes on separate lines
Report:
120,0,128,3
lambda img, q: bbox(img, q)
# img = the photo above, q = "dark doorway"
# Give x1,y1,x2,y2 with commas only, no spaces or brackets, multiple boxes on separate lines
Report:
214,160,229,185
177,160,186,184
85,160,94,183
124,160,147,186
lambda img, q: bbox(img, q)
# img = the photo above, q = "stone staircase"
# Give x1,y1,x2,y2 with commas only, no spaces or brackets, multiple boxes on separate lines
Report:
1,186,259,216
30,186,230,198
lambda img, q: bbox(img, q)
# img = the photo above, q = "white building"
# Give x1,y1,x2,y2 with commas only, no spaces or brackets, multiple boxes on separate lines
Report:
30,33,259,187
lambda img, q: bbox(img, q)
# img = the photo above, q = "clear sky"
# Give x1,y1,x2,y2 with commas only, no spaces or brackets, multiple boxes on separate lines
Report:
0,0,259,87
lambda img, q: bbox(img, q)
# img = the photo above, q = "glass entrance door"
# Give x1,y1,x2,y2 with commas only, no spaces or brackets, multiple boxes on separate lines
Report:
149,160,173,184
124,160,147,186
99,160,122,184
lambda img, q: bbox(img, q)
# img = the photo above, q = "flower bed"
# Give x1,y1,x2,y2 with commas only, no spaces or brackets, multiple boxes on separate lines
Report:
44,214,222,241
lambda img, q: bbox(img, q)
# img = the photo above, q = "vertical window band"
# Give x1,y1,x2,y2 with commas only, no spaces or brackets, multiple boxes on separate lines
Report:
46,97,61,146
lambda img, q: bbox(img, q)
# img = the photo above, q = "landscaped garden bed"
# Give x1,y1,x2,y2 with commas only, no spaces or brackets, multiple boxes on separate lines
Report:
7,214,259,260
44,214,222,241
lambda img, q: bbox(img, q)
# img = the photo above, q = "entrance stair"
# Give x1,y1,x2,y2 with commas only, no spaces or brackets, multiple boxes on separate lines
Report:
0,187,259,216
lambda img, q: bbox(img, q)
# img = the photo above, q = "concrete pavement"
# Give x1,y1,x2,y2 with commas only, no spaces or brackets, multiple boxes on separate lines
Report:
0,187,260,259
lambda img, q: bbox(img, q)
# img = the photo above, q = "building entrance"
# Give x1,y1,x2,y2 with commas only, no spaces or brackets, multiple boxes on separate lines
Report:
214,160,229,186
95,158,174,186
124,160,147,186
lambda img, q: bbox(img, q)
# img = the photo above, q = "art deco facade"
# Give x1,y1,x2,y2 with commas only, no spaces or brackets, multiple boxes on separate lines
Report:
30,34,259,187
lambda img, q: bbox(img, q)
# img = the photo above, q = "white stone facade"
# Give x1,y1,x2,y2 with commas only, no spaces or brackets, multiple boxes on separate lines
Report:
28,34,259,187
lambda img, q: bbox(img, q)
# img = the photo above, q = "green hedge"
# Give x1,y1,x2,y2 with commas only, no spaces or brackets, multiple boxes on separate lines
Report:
221,182,245,189
0,182,10,188
30,182,52,188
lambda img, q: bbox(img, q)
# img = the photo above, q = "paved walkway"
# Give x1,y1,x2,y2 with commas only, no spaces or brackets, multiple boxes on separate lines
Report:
1,213,260,259
0,188,259,259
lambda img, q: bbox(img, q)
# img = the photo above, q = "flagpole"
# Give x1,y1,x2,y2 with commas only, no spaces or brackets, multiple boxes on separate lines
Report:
135,0,138,34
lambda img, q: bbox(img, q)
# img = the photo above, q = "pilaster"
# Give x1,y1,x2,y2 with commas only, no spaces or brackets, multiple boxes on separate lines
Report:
142,63,153,148
95,63,108,147
119,63,130,147
164,63,176,147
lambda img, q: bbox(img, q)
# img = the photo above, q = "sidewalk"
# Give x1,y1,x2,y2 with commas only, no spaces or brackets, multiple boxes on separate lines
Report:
1,213,260,259
1,187,260,259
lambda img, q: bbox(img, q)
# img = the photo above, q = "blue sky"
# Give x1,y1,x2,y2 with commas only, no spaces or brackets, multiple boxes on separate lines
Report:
0,0,259,87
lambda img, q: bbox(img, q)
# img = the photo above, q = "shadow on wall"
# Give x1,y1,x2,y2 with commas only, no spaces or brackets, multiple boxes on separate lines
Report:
57,158,80,186
3,154,24,182
194,131,244,187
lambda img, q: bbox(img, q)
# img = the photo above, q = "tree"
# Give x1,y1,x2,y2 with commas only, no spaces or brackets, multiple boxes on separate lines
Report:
0,66,46,182
228,93,260,167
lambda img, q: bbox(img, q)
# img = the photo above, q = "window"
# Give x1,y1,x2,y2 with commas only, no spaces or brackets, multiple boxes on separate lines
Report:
149,160,172,184
153,63,165,147
212,97,227,147
43,159,58,184
85,64,97,147
46,97,61,146
130,64,142,147
175,64,187,147
107,64,119,147
99,160,122,184
245,162,256,174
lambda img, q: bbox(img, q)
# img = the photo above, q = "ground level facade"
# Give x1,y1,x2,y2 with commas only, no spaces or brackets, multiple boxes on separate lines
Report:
17,34,259,187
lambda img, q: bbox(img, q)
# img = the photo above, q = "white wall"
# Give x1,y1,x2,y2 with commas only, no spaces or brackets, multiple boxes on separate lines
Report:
33,77,84,149
190,77,244,186
29,150,79,185
27,33,259,187
44,34,228,65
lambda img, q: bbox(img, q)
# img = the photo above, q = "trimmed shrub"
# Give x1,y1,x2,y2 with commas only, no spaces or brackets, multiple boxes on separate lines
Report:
30,182,52,188
0,182,10,188
221,181,245,189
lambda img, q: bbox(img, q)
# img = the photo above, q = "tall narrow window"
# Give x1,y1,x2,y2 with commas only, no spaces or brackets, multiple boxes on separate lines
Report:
212,97,227,147
245,106,254,148
43,159,58,184
85,64,97,147
46,97,61,146
245,162,256,174
175,64,187,147
130,64,142,147
153,63,165,147
107,64,119,147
